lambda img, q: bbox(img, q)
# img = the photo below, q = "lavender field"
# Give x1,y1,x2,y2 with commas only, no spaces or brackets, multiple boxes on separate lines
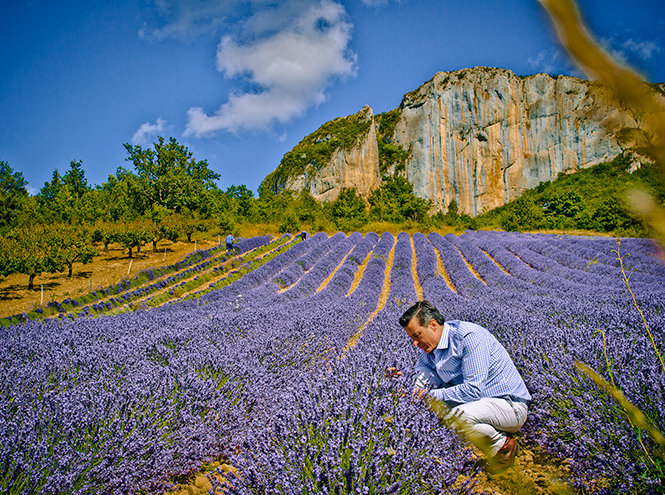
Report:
2,231,664,494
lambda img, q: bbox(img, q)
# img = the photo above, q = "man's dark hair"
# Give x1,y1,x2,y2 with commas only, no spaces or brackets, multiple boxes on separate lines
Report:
399,300,445,328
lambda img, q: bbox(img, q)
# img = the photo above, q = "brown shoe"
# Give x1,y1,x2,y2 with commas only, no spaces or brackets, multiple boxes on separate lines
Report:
486,436,518,475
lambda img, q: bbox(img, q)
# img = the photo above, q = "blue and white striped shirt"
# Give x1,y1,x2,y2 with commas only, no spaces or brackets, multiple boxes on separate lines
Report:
414,320,531,407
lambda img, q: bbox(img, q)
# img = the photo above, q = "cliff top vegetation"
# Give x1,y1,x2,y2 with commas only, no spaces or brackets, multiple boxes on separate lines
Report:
262,107,374,194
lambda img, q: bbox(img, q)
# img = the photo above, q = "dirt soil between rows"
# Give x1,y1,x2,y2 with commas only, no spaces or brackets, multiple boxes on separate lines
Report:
2,235,577,494
0,239,217,319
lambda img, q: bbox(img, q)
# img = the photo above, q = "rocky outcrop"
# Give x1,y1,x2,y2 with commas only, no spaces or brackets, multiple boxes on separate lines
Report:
267,67,659,215
283,106,381,202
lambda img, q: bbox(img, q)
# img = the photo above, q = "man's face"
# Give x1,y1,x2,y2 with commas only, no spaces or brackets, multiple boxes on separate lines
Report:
404,318,441,353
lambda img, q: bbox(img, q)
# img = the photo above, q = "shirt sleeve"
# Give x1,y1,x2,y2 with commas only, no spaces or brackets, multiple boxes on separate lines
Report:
429,329,490,404
413,353,443,390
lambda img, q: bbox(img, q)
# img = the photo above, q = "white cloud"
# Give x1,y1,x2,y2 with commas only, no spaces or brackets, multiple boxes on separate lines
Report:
527,51,560,75
621,39,660,61
139,0,236,41
527,49,584,78
601,36,661,65
360,0,403,5
131,117,167,146
140,0,313,42
184,0,356,137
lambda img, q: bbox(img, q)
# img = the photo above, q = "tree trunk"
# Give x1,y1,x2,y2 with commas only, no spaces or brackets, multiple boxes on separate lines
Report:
128,247,133,258
153,240,158,252
28,273,36,291
187,233,192,242
68,263,74,277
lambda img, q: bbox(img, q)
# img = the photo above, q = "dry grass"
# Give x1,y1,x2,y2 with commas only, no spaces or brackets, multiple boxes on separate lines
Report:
410,235,424,300
316,249,353,293
342,237,397,355
432,242,458,294
0,237,221,319
453,245,487,284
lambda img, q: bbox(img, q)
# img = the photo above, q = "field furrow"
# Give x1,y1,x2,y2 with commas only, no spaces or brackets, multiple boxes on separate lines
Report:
2,230,664,495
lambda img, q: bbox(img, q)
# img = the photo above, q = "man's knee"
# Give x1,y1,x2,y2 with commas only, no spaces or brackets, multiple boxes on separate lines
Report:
446,403,482,428
447,398,525,431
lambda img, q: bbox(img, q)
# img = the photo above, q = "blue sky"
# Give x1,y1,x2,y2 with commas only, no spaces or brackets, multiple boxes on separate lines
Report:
1,0,664,195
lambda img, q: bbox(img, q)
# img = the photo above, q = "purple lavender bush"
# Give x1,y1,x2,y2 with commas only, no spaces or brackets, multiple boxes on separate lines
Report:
1,230,664,494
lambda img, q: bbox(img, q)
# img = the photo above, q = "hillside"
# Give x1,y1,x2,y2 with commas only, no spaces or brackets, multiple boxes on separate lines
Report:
264,67,663,216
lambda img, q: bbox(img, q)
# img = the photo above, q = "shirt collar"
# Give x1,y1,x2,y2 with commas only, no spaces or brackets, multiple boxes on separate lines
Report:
436,321,451,350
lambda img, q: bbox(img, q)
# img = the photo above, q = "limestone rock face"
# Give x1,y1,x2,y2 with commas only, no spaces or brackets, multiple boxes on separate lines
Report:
269,67,656,215
280,105,381,202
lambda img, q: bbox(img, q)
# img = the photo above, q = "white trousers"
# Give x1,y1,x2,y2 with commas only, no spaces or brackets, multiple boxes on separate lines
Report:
445,397,528,457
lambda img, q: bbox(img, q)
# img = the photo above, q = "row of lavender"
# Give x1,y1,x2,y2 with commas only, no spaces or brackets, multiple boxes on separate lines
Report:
220,232,475,494
216,230,665,493
2,235,276,326
413,232,665,492
0,231,409,494
1,230,663,493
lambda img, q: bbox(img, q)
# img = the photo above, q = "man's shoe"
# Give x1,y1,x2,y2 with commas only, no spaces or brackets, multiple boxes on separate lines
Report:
486,436,518,475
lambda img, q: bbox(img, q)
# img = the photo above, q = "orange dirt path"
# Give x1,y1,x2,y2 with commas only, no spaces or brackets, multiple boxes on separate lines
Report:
410,235,423,300
431,240,457,293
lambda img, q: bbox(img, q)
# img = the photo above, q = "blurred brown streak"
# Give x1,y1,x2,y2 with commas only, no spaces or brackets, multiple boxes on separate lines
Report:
537,0,665,244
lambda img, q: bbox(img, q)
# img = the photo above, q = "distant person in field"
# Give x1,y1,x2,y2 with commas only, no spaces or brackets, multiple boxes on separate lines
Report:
395,300,531,474
298,231,309,241
225,234,234,252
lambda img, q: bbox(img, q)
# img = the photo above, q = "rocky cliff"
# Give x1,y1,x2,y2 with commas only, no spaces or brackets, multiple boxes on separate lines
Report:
264,67,661,215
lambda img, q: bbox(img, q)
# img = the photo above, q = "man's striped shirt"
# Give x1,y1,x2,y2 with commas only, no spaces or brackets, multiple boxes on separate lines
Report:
414,320,531,407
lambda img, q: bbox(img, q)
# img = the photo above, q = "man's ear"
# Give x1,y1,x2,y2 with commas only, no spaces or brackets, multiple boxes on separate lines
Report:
428,319,437,330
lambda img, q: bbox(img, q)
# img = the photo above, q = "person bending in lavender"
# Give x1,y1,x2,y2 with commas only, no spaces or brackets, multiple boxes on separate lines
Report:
396,300,531,474
225,234,235,252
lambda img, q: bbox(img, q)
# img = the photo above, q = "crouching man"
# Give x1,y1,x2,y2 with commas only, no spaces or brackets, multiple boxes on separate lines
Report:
398,300,531,474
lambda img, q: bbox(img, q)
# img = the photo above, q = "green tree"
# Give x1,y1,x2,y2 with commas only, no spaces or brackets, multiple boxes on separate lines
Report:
63,160,89,200
592,195,635,232
91,220,119,252
254,187,301,226
447,199,459,218
101,170,144,221
0,161,29,230
295,189,323,225
39,170,73,222
500,195,546,231
226,184,255,218
8,226,65,290
368,175,431,223
39,169,63,204
433,199,463,228
330,188,368,231
217,213,238,238
115,221,152,258
50,224,97,277
123,136,220,213
163,212,209,243
547,189,584,218
279,212,301,234
0,235,18,279
76,186,110,223
209,190,241,230
146,206,180,251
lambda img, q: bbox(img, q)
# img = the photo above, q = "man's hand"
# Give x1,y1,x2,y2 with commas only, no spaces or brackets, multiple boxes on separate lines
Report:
385,367,402,380
412,387,428,400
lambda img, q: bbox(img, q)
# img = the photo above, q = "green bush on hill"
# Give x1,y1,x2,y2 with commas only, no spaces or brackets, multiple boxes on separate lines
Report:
2,141,663,293
263,109,373,193
375,109,411,175
475,154,662,236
